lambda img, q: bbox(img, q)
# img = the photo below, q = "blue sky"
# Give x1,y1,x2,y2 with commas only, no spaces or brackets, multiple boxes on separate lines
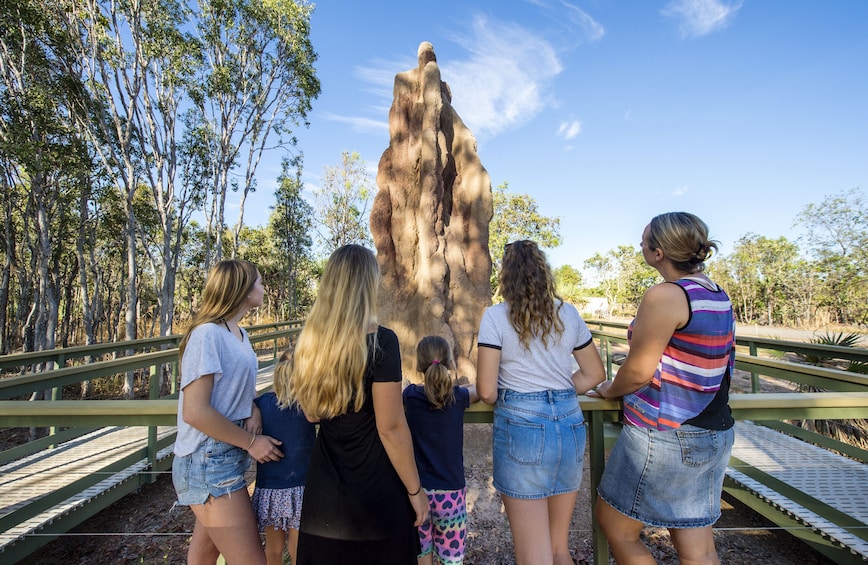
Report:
240,0,868,271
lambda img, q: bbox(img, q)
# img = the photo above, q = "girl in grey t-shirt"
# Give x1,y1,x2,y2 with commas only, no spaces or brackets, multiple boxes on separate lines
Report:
171,259,282,565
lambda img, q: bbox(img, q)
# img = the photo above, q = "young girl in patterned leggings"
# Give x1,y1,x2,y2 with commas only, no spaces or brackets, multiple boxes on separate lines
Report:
403,336,479,565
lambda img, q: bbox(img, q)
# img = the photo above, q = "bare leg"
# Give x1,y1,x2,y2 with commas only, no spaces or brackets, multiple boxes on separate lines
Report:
264,526,287,565
187,518,220,565
670,527,720,565
547,491,579,565
417,551,434,565
502,494,555,565
593,497,656,565
286,527,299,565
189,491,266,565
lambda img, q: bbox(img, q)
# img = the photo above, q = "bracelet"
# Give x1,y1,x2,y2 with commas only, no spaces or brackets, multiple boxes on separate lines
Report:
407,485,422,496
245,433,256,451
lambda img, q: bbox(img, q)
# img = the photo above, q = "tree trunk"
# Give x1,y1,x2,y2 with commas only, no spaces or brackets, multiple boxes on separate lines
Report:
77,185,97,397
123,210,138,399
0,189,13,354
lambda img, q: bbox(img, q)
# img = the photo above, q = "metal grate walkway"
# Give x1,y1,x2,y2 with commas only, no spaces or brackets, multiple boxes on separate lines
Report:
0,365,277,559
728,420,868,560
0,425,176,552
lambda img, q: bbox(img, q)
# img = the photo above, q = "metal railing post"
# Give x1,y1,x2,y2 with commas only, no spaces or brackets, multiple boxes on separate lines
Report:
588,409,609,564
49,353,65,448
750,342,760,393
147,363,159,483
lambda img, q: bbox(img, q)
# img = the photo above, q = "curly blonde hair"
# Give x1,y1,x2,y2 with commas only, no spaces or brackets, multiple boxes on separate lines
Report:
499,240,564,349
275,245,379,419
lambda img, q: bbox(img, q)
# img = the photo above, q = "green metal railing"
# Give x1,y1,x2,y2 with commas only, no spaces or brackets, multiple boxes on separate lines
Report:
2,320,868,563
0,322,303,563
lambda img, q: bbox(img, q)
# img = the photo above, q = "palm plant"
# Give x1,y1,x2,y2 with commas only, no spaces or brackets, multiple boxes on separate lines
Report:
794,331,868,450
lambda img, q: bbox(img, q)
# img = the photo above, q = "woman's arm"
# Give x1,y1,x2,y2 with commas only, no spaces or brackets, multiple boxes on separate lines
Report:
182,375,283,463
372,380,429,527
571,342,606,394
476,347,501,404
593,283,688,399
244,401,262,434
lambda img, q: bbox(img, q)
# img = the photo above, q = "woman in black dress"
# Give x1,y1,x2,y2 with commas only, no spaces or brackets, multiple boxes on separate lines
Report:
276,244,427,565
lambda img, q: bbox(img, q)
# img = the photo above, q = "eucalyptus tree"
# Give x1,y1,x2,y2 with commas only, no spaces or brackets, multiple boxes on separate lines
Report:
489,181,561,271
715,233,799,324
314,151,375,253
0,0,93,356
553,264,584,306
584,245,658,316
796,188,867,325
488,181,561,297
191,0,320,263
270,155,314,319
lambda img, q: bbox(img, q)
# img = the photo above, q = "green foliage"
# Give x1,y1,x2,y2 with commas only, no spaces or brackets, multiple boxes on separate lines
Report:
488,181,561,295
269,155,315,318
584,245,659,316
795,188,868,326
812,331,864,349
553,264,585,306
710,233,804,326
0,0,321,347
797,331,867,369
489,181,561,266
314,151,374,254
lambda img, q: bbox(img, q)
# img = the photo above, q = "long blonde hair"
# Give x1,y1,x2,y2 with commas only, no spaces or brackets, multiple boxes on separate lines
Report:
499,240,564,349
276,245,380,419
178,259,259,361
416,335,455,409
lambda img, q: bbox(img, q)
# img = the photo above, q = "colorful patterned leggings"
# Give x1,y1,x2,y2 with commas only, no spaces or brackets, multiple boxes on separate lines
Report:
418,487,467,564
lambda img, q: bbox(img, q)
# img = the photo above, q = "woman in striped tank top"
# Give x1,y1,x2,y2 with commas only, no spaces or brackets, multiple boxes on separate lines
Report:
588,212,735,565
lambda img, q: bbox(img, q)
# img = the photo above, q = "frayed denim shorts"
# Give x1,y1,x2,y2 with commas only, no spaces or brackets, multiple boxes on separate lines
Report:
172,435,251,506
597,423,735,528
492,388,586,499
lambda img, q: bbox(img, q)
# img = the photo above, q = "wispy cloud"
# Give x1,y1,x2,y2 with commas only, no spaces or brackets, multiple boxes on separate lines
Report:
351,6,604,138
672,185,689,196
661,0,742,38
354,57,414,100
557,120,582,140
320,112,389,134
440,15,564,136
558,1,605,42
525,0,605,47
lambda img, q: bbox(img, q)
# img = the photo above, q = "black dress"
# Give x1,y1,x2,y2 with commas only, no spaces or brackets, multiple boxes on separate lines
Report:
296,326,419,565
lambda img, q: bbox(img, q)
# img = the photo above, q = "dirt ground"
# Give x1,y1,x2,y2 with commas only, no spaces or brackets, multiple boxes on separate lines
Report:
19,367,841,564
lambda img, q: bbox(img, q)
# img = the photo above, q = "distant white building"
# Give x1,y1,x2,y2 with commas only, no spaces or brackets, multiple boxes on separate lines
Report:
579,297,609,319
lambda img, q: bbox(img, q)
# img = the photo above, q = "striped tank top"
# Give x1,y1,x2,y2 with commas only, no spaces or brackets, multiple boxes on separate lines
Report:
623,277,735,431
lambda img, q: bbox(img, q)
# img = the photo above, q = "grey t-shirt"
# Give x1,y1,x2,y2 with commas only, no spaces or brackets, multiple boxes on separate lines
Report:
173,322,258,456
478,301,594,393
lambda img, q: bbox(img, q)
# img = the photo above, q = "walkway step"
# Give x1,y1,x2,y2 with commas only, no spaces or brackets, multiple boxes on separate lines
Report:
728,420,868,559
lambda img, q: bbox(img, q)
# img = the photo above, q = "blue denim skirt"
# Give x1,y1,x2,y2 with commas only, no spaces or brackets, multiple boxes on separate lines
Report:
173,435,251,506
492,388,586,499
597,423,735,528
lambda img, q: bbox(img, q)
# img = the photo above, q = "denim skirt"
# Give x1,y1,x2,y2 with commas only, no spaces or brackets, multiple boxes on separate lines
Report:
173,435,251,506
597,423,735,528
492,388,586,499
